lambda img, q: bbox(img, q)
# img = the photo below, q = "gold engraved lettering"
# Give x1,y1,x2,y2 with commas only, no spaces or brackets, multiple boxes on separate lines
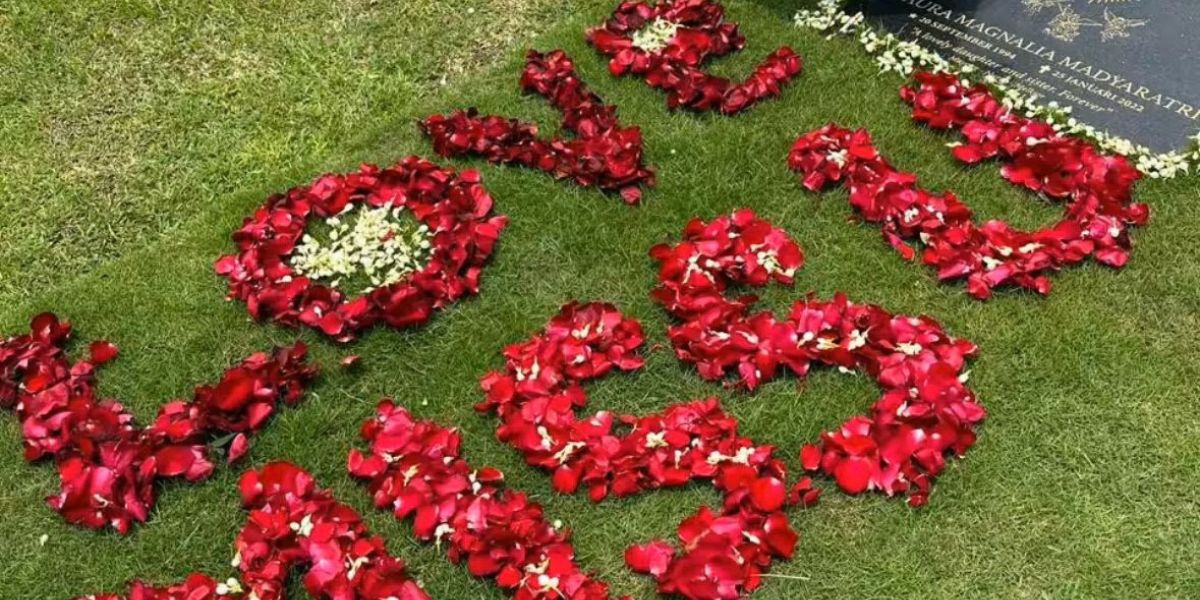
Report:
1022,0,1147,43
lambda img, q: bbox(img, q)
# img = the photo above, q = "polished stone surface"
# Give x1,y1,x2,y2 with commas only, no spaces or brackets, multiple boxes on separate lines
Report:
854,0,1199,152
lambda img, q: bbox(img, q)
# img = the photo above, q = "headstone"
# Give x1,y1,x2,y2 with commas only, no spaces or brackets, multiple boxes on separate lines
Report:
853,0,1199,153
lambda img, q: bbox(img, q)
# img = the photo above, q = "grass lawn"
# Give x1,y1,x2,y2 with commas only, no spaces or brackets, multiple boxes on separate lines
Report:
2,1,1199,598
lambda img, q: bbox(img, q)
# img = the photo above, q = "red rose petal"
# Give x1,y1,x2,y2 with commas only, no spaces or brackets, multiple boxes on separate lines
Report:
625,540,675,577
88,341,119,366
227,433,249,465
155,445,197,478
800,443,821,471
749,477,786,512
833,457,874,495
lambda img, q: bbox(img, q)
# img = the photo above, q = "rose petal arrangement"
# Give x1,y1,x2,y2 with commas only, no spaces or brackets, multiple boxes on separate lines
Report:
424,49,654,204
477,301,812,599
215,156,507,341
349,400,620,600
0,313,317,533
650,209,985,506
85,462,429,600
789,71,1150,299
588,0,802,114
30,0,1181,595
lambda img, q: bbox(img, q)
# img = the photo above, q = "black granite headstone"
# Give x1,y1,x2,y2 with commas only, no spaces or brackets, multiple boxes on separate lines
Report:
854,0,1199,153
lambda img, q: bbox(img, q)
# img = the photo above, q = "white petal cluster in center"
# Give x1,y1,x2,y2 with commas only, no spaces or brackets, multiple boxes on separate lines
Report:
290,203,432,294
631,18,681,53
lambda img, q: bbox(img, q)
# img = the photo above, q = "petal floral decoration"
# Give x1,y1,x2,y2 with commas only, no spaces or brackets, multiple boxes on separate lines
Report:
423,49,654,204
650,209,985,509
476,302,809,599
588,0,802,115
789,71,1149,299
215,156,508,341
349,400,621,600
81,462,429,600
0,314,318,534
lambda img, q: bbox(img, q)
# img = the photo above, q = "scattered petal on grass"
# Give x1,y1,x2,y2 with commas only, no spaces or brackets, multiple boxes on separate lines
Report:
88,340,119,365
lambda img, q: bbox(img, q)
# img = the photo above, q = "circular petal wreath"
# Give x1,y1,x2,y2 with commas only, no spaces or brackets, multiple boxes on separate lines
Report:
215,157,508,341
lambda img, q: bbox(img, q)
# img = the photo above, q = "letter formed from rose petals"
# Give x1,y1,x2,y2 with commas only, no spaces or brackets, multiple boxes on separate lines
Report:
588,0,802,115
789,71,1149,300
423,49,654,205
475,302,810,599
348,399,623,600
0,313,318,534
644,209,986,597
651,209,985,507
81,462,429,600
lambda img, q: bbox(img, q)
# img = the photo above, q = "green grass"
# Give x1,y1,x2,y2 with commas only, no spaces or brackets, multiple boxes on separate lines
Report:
2,1,1199,598
0,0,610,305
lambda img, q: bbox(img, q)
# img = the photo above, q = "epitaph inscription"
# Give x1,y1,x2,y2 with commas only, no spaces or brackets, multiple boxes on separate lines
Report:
854,0,1199,153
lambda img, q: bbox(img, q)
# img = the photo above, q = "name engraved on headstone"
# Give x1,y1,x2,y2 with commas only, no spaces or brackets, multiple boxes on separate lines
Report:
855,0,1199,152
